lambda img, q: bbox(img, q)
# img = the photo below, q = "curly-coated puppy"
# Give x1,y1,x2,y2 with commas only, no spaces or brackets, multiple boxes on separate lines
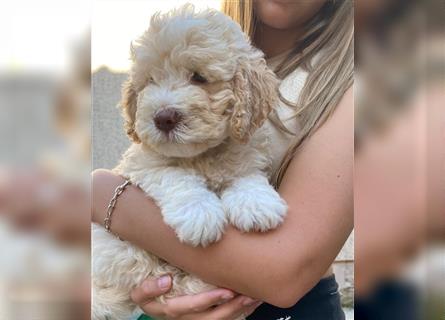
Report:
93,5,287,320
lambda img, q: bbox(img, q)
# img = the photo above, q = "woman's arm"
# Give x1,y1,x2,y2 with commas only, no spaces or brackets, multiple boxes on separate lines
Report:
93,88,353,308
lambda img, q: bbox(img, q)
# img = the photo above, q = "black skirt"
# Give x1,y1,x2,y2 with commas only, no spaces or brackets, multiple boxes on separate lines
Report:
247,274,345,320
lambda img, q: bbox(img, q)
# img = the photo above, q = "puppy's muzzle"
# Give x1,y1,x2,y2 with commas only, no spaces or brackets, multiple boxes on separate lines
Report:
154,108,182,133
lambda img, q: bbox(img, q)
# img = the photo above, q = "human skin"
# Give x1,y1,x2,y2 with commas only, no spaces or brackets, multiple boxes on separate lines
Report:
92,87,353,308
129,276,261,319
253,0,326,57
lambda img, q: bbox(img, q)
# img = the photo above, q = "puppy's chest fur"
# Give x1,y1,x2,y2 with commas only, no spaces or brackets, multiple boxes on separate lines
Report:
118,128,272,195
176,131,271,194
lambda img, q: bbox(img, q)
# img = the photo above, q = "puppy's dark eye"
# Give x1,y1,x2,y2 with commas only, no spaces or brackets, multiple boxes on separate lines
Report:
191,72,207,84
148,76,155,84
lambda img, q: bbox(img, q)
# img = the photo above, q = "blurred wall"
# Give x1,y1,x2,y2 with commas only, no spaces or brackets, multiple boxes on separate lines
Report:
0,75,60,165
92,67,129,170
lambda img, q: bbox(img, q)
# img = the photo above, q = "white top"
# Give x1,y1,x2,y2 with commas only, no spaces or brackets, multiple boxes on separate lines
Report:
264,52,308,175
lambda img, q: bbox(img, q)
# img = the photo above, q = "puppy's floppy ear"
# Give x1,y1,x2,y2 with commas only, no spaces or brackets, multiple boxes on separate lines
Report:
120,78,141,143
230,54,279,143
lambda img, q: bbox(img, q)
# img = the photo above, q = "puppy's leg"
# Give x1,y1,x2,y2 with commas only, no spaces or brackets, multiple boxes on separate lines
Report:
221,174,287,232
138,168,226,247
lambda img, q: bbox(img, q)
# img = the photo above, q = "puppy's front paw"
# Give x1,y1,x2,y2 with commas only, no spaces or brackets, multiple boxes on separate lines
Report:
222,176,287,233
162,191,227,247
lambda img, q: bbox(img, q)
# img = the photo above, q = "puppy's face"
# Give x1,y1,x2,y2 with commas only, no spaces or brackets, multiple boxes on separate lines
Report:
121,6,279,158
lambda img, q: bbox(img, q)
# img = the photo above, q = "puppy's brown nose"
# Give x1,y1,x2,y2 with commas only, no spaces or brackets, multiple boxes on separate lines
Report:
154,108,181,133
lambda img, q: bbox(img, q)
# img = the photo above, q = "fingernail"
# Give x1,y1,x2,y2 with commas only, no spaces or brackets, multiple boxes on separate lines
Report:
157,275,171,289
242,297,259,306
221,293,234,301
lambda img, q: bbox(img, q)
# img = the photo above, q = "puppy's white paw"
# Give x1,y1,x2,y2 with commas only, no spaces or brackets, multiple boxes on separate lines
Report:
222,176,287,233
162,191,227,247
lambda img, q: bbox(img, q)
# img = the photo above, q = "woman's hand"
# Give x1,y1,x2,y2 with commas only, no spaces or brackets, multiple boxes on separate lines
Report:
131,275,262,320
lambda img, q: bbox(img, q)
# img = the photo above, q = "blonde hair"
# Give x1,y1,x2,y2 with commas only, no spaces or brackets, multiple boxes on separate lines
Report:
222,0,353,187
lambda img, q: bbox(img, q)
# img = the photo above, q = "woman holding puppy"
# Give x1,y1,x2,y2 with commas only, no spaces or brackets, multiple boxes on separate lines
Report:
93,0,353,319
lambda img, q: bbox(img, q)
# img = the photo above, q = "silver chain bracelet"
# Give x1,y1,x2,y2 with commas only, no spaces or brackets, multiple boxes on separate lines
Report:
104,179,131,237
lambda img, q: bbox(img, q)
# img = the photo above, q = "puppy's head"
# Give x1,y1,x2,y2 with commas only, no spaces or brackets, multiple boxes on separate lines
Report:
121,5,279,158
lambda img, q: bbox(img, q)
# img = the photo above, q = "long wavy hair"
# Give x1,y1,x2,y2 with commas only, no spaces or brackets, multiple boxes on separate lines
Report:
222,0,353,187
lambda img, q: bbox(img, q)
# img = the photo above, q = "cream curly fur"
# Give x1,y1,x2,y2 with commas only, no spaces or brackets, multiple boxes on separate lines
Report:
93,5,287,320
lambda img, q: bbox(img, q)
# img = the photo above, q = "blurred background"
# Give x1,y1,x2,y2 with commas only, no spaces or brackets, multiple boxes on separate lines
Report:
0,0,444,319
0,0,90,319
354,0,444,319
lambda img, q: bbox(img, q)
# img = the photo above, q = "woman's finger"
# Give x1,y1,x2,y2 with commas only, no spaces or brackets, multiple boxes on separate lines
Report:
130,275,172,305
166,289,235,314
141,288,235,318
206,295,260,320
243,301,263,317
